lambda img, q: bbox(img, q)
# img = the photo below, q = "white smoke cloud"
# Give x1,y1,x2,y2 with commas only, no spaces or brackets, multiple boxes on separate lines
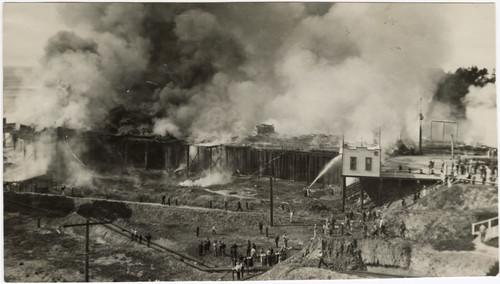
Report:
3,132,55,182
261,3,449,145
153,117,181,138
462,83,497,146
179,169,232,187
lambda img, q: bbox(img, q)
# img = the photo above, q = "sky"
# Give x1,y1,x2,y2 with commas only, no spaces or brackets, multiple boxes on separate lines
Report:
2,2,496,72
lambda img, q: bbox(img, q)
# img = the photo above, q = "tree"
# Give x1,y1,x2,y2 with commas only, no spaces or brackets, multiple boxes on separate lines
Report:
432,66,495,119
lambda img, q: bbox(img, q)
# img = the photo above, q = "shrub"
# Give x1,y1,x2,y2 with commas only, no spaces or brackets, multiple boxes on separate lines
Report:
485,237,499,248
486,261,499,276
77,200,132,221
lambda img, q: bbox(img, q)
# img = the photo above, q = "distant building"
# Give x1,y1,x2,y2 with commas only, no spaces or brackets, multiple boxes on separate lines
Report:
342,146,381,178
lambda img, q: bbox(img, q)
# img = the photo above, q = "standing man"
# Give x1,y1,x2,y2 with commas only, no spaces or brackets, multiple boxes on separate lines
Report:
372,223,379,238
399,221,406,238
379,218,386,236
318,249,328,268
283,234,288,248
479,224,487,243
220,241,226,257
213,241,219,257
290,210,294,223
313,224,317,239
145,232,152,247
161,194,166,205
246,240,251,257
236,200,243,211
199,241,204,256
224,199,228,211
275,235,280,248
259,222,263,234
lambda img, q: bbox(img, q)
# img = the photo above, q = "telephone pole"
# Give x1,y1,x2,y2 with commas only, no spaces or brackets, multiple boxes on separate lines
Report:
419,98,424,153
62,219,112,282
269,176,274,227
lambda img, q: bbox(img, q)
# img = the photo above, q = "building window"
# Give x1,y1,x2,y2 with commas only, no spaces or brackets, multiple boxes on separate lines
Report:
374,151,378,156
366,157,372,171
350,157,357,170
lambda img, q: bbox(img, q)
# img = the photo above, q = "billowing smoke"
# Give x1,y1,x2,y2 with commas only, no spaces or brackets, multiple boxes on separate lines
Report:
427,67,496,146
462,83,497,145
8,3,495,148
179,169,233,187
3,132,55,182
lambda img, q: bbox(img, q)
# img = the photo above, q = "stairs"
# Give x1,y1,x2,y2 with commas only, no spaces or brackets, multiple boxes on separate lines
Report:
344,181,374,211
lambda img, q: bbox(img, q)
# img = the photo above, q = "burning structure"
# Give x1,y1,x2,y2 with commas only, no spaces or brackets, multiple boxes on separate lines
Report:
4,120,342,188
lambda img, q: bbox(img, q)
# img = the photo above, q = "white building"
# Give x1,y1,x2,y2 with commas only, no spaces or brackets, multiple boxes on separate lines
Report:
342,146,381,178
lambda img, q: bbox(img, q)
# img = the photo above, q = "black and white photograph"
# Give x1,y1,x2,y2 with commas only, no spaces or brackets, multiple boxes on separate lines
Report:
2,1,499,282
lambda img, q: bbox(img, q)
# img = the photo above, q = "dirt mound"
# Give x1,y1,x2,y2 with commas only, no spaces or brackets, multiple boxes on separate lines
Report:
76,200,132,221
414,184,498,211
358,238,411,268
382,210,477,243
380,184,498,243
409,244,498,277
256,236,371,280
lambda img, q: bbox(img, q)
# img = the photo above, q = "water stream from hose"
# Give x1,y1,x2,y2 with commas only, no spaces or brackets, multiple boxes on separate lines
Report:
308,155,342,188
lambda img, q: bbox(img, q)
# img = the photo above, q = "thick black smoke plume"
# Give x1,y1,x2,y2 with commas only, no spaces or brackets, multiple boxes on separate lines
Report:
430,66,495,120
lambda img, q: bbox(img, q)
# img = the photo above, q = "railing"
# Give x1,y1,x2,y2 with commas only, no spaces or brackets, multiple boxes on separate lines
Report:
471,216,499,235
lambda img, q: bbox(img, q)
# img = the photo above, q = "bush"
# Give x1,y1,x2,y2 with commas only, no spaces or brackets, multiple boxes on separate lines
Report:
431,238,475,251
77,200,132,221
474,210,498,221
486,261,499,276
485,237,499,248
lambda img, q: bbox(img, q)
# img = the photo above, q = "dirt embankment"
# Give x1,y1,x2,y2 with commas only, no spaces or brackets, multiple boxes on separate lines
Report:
358,238,411,268
409,245,498,277
379,184,498,243
257,236,413,280
255,236,365,280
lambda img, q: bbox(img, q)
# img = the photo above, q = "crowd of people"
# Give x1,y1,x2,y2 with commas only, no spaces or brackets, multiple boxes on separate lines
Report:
131,229,153,247
194,232,293,280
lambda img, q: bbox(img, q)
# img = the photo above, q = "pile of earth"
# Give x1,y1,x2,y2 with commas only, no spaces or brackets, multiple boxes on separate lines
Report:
256,235,413,280
380,184,498,243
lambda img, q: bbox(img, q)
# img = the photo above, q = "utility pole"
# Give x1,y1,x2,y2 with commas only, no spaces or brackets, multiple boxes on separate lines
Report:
186,145,190,178
269,176,274,227
419,98,423,153
450,134,455,159
62,219,112,282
